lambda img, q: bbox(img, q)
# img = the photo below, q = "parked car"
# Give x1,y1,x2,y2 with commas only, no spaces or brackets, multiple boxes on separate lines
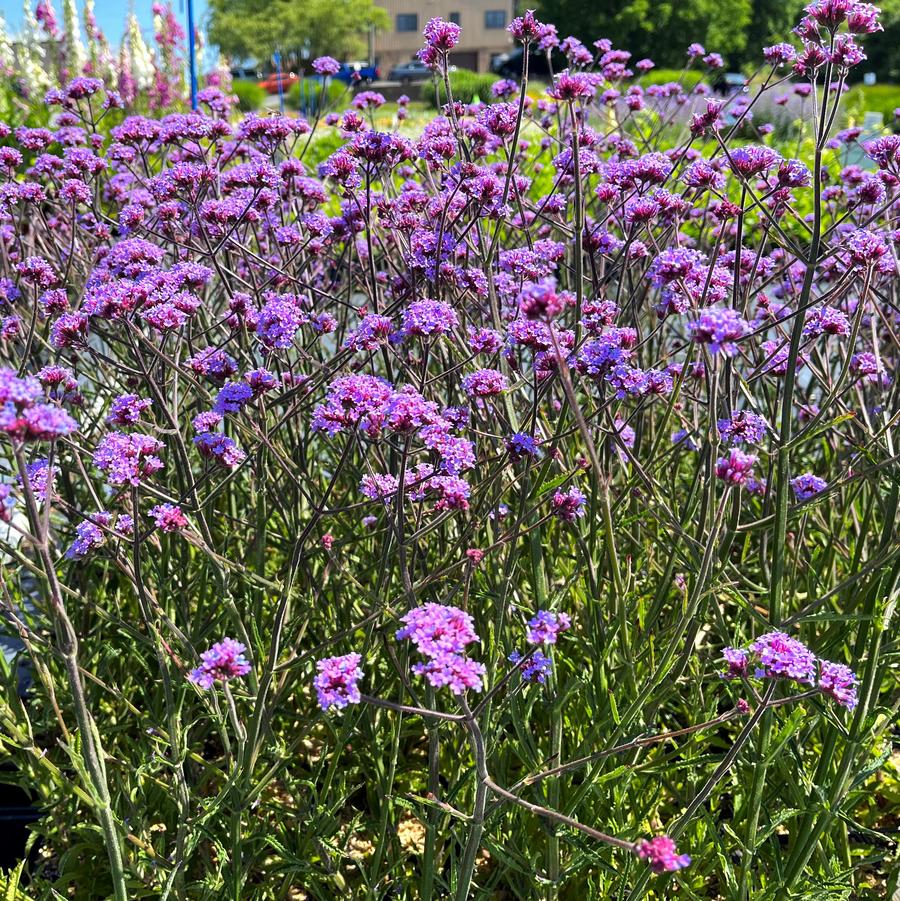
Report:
335,61,381,84
257,71,300,94
388,60,432,84
490,46,566,79
713,72,748,96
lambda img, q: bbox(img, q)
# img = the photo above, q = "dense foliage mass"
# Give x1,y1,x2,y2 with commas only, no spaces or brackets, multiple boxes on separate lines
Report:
0,4,897,900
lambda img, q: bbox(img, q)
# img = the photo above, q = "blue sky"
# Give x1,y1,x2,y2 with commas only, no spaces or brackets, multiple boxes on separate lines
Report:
0,0,209,47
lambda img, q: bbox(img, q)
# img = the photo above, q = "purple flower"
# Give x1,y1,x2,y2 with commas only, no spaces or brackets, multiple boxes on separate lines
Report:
721,647,751,679
818,660,858,709
194,432,247,468
509,650,553,683
718,410,768,446
314,653,364,710
412,653,486,693
312,56,341,76
506,432,540,460
790,473,827,501
401,299,459,339
107,394,152,426
526,610,572,646
551,486,586,521
214,381,255,415
257,294,304,350
803,306,850,338
750,631,817,684
19,459,56,502
690,308,749,356
636,835,691,873
149,503,188,532
462,368,507,398
189,638,252,690
715,449,758,486
66,519,107,559
93,432,164,487
396,603,479,656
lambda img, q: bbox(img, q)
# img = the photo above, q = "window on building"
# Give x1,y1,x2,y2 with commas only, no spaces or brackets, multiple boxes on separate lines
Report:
484,9,506,28
396,13,419,32
449,11,461,25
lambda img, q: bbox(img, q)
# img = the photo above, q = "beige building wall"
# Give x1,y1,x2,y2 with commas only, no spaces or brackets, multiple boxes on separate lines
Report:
374,0,515,73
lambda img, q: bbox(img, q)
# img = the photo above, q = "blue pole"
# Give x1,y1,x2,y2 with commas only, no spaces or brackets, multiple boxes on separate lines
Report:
275,50,284,114
187,0,198,109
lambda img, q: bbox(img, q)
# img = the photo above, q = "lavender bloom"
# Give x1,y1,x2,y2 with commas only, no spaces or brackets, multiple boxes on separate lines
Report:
194,432,247,468
314,653,364,710
636,835,691,873
462,368,507,398
401,299,459,339
526,610,572,645
66,519,107,559
721,647,751,679
19,459,56,502
312,56,341,76
214,381,255,415
188,639,252,690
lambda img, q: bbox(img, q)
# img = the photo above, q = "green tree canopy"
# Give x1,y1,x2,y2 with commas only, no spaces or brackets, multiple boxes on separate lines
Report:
536,0,751,68
208,0,389,65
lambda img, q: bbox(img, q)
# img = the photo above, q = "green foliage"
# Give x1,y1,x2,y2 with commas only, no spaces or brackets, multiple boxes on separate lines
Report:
208,0,389,63
231,80,267,113
536,0,751,67
844,83,900,131
639,68,708,90
287,78,348,114
422,69,500,108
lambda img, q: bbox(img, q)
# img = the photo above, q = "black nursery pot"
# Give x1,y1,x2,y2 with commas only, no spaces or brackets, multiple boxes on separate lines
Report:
0,779,40,869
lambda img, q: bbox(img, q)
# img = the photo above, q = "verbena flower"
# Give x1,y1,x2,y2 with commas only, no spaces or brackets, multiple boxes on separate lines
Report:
715,449,757,486
314,653,364,710
636,835,691,872
509,650,553,683
189,639,252,690
526,610,572,645
790,473,827,501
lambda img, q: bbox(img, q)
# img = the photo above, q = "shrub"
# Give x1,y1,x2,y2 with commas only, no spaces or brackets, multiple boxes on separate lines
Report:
844,83,900,130
230,80,266,112
0,9,895,901
287,78,348,114
422,68,499,106
639,67,707,92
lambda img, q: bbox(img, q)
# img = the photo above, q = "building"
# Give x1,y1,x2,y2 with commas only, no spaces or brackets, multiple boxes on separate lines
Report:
373,0,515,73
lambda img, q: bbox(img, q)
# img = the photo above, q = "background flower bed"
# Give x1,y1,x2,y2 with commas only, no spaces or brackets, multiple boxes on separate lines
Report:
0,6,896,901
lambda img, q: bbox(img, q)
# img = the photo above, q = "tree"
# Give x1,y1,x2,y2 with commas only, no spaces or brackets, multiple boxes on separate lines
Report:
536,0,752,68
207,0,389,65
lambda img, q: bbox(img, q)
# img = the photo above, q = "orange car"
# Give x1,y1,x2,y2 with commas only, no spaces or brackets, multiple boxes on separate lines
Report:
257,72,299,94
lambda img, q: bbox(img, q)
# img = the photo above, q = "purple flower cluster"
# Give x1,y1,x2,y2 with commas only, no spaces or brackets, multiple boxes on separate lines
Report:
636,835,691,872
722,632,858,708
314,653,364,710
188,639,252,690
0,368,78,442
397,604,485,694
